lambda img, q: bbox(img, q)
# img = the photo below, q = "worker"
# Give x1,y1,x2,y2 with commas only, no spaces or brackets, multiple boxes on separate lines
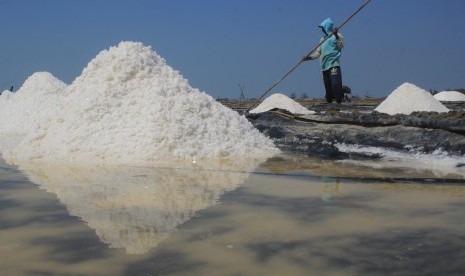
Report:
302,18,344,104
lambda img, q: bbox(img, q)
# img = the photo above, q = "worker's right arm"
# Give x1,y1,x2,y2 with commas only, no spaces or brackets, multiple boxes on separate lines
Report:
302,38,323,62
307,46,321,60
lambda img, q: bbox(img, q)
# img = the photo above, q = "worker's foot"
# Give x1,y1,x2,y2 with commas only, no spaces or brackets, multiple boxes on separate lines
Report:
324,103,340,115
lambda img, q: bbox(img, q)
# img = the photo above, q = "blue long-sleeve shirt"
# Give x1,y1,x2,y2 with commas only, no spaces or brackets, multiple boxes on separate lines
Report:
309,18,344,71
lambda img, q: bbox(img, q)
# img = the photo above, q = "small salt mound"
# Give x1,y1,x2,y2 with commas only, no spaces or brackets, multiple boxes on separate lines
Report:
5,41,278,166
0,72,67,134
250,93,315,115
375,83,449,115
0,90,14,101
16,71,66,97
434,91,465,102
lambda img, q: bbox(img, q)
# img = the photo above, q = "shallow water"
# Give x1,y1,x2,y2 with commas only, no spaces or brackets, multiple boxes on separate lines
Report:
1,155,465,275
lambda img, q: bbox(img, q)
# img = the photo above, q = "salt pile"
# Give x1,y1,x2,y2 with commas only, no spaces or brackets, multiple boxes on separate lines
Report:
2,41,278,166
336,143,465,178
434,91,465,102
250,93,315,115
0,72,67,134
375,82,449,115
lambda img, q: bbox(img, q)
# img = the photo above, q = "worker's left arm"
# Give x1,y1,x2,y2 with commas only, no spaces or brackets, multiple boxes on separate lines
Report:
333,28,344,49
336,33,344,49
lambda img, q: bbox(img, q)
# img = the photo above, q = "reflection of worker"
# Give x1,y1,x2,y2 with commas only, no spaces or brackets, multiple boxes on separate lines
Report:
320,177,342,202
302,18,344,104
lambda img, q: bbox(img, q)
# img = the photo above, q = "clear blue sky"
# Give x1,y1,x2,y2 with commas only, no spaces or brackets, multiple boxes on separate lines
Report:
1,0,464,99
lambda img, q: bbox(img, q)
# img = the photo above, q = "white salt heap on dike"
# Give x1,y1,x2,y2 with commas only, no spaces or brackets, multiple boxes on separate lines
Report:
375,82,449,115
250,93,315,115
434,91,465,102
0,41,278,166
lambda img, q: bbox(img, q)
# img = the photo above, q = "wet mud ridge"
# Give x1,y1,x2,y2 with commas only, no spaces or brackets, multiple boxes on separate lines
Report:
243,102,465,159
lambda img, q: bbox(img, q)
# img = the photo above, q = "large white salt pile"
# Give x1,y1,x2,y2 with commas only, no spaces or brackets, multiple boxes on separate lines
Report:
250,93,315,115
0,72,67,134
434,91,465,102
3,41,278,166
375,82,449,115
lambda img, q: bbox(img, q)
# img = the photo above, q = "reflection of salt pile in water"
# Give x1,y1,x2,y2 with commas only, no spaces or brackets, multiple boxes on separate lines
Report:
434,91,465,102
19,162,252,254
0,72,67,134
375,82,449,115
1,41,278,166
250,93,315,115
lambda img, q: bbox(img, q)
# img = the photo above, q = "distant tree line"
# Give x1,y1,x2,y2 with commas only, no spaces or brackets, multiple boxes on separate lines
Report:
289,93,309,100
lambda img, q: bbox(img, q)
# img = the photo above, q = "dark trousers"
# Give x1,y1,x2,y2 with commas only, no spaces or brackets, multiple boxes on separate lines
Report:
322,66,343,103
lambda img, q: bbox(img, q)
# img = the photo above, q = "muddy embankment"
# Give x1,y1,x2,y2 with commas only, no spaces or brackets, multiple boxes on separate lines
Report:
221,99,465,159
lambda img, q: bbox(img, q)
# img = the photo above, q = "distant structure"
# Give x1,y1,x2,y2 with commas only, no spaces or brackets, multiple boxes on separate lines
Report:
238,84,246,102
342,85,351,102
